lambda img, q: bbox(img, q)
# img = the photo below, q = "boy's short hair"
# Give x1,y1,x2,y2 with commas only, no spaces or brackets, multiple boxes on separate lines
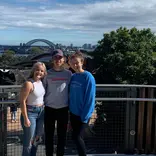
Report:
71,51,84,62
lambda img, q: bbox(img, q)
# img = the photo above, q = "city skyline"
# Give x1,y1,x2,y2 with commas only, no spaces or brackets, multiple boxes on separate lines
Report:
0,40,95,48
0,0,156,46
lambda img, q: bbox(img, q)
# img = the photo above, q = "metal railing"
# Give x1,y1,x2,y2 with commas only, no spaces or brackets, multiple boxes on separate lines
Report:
0,84,156,156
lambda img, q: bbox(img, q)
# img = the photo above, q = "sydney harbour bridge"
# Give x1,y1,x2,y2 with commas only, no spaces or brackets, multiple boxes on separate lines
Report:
0,39,56,53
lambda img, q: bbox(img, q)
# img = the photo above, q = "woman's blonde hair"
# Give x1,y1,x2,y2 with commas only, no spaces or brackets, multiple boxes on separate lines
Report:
28,62,47,79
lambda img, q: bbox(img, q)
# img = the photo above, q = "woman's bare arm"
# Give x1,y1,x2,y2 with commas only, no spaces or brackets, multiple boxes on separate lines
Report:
20,81,32,120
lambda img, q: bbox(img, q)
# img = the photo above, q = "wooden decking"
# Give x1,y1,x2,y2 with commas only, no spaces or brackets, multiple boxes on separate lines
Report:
7,108,22,132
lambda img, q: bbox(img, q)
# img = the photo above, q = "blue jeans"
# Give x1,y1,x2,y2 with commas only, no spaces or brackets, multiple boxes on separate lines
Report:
21,105,44,156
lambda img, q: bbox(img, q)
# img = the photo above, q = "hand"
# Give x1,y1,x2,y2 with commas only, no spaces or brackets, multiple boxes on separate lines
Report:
24,118,31,127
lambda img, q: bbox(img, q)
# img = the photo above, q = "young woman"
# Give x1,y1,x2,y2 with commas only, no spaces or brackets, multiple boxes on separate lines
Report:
20,62,47,156
69,52,96,156
43,49,72,156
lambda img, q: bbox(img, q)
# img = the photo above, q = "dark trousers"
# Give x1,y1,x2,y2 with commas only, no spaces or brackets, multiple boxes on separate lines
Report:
44,106,68,156
70,113,88,156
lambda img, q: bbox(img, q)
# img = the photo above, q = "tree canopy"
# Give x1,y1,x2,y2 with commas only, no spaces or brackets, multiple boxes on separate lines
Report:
0,50,16,66
28,47,43,55
92,27,156,84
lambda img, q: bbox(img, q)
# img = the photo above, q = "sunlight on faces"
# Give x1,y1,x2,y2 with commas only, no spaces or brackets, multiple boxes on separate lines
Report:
33,64,46,80
71,57,84,72
52,55,65,67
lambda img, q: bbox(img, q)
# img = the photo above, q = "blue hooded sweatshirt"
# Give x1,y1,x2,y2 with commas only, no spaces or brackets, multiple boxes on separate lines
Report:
69,71,96,123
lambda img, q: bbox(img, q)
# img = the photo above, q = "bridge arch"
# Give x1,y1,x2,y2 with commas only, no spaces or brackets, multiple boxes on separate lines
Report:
24,39,55,49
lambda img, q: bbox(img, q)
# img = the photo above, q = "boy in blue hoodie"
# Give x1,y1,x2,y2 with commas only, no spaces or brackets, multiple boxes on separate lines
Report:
69,52,96,156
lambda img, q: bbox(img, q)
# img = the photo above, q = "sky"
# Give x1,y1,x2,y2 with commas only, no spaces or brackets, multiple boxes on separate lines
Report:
0,0,156,46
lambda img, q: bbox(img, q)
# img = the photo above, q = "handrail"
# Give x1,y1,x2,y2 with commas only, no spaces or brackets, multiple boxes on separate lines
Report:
96,97,156,102
0,100,19,104
0,84,156,88
0,85,156,105
0,85,21,88
96,84,156,88
0,97,156,105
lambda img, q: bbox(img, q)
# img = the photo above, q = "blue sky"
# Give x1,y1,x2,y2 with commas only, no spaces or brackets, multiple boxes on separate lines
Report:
0,0,156,46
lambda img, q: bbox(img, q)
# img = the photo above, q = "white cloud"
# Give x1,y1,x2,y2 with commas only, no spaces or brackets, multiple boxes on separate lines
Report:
1,0,156,33
0,26,7,29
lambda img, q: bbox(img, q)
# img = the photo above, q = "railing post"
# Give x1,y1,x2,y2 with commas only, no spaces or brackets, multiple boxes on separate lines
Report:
0,104,7,156
0,89,8,156
125,88,130,151
137,87,145,153
129,87,137,152
125,87,137,153
154,111,156,153
145,88,154,153
3,104,7,156
0,104,3,156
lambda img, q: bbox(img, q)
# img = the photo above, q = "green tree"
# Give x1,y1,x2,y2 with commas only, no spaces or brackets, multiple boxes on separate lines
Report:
28,47,43,55
92,28,156,148
4,50,15,55
0,50,16,66
92,27,156,84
